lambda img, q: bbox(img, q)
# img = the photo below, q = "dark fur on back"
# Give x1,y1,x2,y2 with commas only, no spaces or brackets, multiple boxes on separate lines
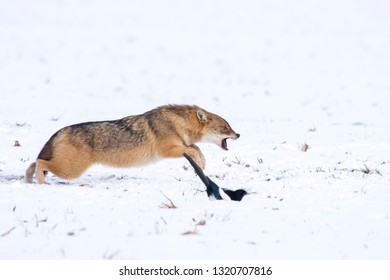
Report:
38,118,146,160
66,118,148,151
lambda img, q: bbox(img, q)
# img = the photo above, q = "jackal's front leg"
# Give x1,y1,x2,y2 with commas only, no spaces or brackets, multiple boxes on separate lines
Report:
159,144,206,169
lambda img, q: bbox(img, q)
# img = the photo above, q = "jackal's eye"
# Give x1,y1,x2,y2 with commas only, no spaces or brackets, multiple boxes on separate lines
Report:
222,126,230,133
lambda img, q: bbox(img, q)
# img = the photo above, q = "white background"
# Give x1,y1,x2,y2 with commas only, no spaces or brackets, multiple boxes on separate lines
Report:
1,0,390,262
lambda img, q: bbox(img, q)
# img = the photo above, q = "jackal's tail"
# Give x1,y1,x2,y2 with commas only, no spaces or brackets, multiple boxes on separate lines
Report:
25,162,36,183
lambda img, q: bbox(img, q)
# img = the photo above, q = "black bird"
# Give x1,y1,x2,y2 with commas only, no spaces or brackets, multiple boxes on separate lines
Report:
183,153,247,201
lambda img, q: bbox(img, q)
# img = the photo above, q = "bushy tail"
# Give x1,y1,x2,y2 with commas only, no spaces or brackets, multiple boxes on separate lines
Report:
25,162,36,183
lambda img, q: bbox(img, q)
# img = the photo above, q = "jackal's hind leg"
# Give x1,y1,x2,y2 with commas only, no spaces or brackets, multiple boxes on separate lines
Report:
36,159,51,185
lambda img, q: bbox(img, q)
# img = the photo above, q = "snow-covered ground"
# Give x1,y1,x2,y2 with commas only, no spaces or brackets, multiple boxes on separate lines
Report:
1,0,390,259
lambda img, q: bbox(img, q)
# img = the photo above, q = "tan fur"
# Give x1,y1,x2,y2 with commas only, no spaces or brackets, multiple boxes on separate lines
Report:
25,105,240,184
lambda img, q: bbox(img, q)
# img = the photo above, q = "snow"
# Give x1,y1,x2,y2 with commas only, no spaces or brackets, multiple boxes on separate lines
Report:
1,0,390,260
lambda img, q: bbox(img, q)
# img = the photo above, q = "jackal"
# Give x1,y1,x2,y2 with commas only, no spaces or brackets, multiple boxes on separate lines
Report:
25,105,240,184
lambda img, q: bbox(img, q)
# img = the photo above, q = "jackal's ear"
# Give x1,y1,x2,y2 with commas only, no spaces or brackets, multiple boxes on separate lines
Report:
197,110,208,122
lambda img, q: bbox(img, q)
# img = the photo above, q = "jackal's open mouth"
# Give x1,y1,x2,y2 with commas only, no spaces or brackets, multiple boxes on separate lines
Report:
221,133,240,150
222,138,228,150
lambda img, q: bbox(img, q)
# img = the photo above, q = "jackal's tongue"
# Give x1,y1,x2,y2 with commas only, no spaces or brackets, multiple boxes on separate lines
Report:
222,139,228,150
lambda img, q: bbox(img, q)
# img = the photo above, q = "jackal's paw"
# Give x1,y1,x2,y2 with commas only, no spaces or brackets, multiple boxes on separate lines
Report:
200,157,206,170
193,154,206,170
188,144,206,169
195,155,206,170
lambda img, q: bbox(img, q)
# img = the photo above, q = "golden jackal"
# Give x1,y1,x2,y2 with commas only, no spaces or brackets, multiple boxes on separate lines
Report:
25,105,240,184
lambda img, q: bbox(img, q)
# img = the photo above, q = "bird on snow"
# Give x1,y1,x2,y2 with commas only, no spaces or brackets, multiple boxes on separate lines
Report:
183,153,247,201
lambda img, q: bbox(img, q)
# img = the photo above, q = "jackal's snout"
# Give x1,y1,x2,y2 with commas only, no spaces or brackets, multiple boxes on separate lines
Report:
221,132,240,151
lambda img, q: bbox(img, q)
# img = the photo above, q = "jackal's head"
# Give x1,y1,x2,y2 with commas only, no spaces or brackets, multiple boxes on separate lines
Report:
197,109,240,150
